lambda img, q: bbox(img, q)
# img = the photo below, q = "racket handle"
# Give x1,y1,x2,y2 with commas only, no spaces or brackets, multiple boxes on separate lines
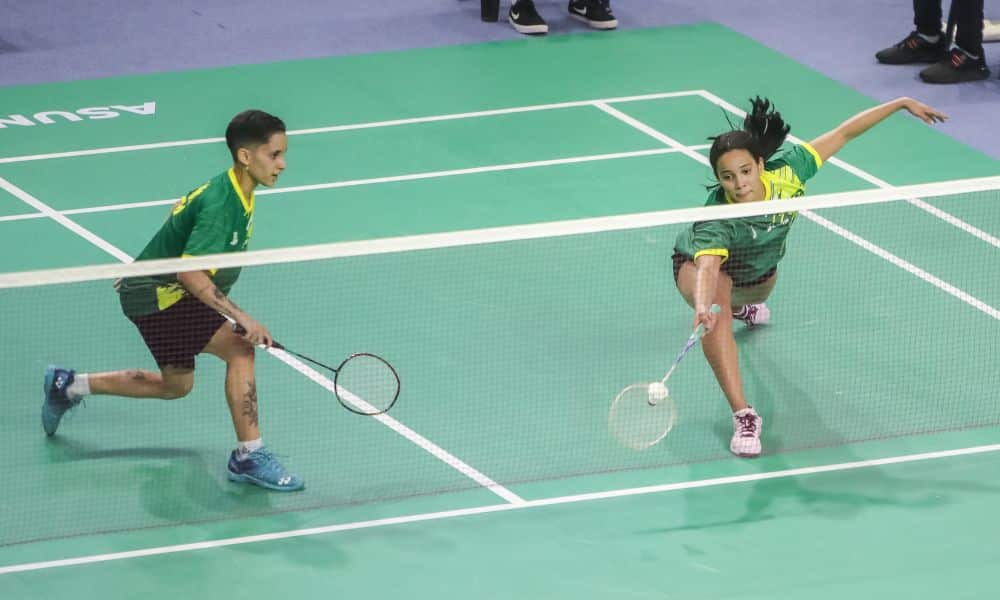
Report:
231,322,285,350
691,304,722,339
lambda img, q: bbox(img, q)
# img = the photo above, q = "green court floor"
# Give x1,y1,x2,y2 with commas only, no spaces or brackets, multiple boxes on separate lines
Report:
1,24,998,599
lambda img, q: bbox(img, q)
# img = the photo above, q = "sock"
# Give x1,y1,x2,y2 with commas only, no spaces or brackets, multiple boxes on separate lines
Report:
236,438,263,460
66,373,90,400
918,33,941,43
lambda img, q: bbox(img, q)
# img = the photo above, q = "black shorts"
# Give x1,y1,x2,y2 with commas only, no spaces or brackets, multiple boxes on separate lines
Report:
671,252,777,289
128,296,227,370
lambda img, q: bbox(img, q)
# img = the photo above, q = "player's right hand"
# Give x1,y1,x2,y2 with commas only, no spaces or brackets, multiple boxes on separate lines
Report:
694,306,717,333
236,316,273,348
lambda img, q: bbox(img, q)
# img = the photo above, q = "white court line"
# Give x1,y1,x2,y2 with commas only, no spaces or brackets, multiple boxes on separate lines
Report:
697,90,1000,249
801,211,1000,319
0,90,704,165
11,218,522,504
270,348,523,504
0,146,702,223
594,102,1000,321
0,176,132,262
2,442,998,575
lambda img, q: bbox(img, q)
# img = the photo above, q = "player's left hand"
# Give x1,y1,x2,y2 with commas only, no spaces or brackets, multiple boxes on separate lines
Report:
903,98,948,124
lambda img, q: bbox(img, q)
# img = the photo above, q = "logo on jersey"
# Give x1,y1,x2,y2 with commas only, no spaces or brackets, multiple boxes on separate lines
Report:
172,182,210,215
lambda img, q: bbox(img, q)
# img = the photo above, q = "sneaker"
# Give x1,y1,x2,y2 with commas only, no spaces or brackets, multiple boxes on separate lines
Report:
920,48,991,83
42,365,81,436
733,303,770,328
227,447,304,491
730,407,762,458
509,0,548,35
568,0,618,30
875,31,947,64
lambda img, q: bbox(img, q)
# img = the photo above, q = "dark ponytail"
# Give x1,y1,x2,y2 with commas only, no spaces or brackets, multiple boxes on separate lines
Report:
707,96,791,178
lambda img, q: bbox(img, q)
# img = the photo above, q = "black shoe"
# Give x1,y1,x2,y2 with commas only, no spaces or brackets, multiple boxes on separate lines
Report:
875,31,947,64
509,0,548,35
920,48,991,83
568,0,617,30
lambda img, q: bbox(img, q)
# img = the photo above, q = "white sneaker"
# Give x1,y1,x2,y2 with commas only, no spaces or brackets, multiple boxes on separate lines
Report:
733,303,770,328
730,407,762,457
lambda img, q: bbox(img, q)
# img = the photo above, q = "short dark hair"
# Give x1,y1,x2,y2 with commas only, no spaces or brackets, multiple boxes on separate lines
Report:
225,110,286,161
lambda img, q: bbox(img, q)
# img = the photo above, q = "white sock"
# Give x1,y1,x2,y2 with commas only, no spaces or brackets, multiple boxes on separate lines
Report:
236,438,263,460
918,33,940,43
66,373,90,400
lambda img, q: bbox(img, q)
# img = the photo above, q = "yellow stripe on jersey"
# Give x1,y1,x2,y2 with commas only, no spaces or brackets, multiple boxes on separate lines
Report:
762,167,806,199
172,181,210,215
801,141,823,169
694,248,729,263
227,168,255,216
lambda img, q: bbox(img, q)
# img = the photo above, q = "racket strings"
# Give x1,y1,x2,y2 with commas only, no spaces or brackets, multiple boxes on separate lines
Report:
335,353,400,414
608,384,676,450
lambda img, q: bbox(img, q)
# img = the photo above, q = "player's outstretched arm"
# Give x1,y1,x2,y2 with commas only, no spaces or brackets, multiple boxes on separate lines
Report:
809,97,948,163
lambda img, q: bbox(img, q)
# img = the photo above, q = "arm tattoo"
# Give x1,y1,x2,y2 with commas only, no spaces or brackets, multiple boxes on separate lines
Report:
210,286,244,315
241,380,259,427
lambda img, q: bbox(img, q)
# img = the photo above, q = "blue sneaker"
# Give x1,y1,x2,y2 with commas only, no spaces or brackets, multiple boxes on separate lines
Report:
227,448,304,492
42,365,81,436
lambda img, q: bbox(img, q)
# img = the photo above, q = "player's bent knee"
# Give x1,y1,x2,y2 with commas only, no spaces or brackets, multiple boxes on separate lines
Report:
224,341,256,365
160,373,194,399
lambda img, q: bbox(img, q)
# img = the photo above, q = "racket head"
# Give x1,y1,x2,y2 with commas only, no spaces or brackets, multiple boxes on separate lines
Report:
333,352,400,415
608,382,676,450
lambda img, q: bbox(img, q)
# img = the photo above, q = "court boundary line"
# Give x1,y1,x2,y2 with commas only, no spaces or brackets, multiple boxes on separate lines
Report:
2,442,997,575
0,223,523,505
0,90,705,165
0,92,995,570
1,88,993,255
271,349,523,504
0,146,708,223
0,175,131,262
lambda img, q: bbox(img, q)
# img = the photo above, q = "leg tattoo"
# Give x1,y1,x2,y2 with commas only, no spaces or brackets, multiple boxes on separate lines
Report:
242,380,259,427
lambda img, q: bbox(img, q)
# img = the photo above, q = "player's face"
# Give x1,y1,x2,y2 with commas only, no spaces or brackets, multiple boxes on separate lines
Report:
714,149,765,202
246,132,288,187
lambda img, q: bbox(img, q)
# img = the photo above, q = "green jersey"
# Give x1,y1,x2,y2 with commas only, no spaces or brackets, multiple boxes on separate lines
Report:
673,143,822,286
118,169,255,317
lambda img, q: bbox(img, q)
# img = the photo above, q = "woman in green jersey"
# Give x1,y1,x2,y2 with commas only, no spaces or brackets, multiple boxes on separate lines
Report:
672,96,947,458
43,110,304,491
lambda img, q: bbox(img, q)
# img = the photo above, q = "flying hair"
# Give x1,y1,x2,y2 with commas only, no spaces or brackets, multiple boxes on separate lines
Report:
706,96,791,188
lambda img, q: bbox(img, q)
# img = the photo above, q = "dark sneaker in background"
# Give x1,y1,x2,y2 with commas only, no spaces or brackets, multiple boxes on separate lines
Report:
509,0,548,35
920,48,991,83
568,0,618,30
876,31,947,64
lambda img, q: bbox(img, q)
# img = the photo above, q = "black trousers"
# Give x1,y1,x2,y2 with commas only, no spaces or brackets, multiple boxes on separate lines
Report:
914,0,985,54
